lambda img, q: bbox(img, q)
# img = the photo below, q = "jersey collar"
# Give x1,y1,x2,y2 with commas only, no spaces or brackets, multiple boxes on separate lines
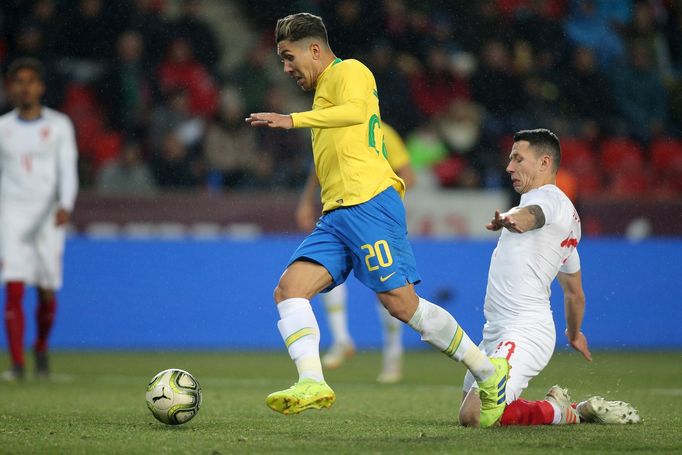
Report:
317,57,343,86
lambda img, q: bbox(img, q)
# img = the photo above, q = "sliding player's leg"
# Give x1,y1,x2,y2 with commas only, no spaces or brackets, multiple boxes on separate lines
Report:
378,286,508,427
576,396,641,424
459,325,565,427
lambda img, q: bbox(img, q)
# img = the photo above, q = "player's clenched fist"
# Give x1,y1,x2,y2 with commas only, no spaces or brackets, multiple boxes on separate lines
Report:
245,112,293,129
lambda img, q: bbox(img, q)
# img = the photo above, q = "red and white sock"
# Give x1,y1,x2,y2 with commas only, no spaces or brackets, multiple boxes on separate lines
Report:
4,281,26,368
35,293,57,353
500,399,557,426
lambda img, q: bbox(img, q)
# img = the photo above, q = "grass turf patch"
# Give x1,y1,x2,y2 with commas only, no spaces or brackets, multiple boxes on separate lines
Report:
1,351,680,454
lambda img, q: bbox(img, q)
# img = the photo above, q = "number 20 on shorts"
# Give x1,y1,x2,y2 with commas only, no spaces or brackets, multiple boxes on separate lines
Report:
361,240,393,271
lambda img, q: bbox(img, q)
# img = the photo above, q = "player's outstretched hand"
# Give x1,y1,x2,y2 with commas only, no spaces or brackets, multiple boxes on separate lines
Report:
245,113,293,130
566,329,592,362
486,210,523,233
486,210,504,231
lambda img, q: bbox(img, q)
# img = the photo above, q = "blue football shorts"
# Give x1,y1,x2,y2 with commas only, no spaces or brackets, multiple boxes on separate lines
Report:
288,187,421,293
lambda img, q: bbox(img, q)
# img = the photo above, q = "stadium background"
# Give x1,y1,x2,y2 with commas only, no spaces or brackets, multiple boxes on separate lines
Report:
0,0,681,353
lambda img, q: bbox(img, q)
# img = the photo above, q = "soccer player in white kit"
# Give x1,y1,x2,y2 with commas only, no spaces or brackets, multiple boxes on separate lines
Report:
458,129,639,427
0,58,79,381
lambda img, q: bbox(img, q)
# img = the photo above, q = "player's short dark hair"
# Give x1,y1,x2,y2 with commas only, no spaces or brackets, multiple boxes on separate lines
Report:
513,128,561,172
275,13,328,45
7,57,45,82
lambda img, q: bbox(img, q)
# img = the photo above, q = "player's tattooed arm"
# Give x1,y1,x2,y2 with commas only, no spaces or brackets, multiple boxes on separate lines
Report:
486,205,545,233
526,205,546,230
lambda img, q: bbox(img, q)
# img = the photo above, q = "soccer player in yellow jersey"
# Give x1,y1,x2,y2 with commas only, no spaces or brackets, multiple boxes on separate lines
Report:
296,122,414,383
247,13,508,426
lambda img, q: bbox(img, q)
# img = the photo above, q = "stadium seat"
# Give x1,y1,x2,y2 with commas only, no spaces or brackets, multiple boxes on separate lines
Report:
600,138,644,174
61,83,100,117
609,172,650,197
92,132,123,168
651,138,682,174
574,167,603,197
74,115,104,153
561,138,596,170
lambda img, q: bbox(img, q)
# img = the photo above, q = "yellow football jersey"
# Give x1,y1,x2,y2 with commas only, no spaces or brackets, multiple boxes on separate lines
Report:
291,58,404,212
383,122,410,171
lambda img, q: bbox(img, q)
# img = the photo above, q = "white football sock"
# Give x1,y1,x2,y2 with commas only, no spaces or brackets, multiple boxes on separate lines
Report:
408,297,494,382
321,284,352,345
276,298,324,382
549,401,562,424
377,302,403,365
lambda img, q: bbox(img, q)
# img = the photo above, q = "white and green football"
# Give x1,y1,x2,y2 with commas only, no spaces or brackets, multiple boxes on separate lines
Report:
145,368,202,425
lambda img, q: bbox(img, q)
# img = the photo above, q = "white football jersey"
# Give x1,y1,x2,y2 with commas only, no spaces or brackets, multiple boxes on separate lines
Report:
484,184,581,322
0,108,78,212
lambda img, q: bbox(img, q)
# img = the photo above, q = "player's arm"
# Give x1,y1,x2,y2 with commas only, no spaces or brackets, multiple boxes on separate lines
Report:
295,165,320,232
485,205,545,233
246,98,367,130
247,64,368,130
56,117,79,226
395,164,415,189
557,269,592,362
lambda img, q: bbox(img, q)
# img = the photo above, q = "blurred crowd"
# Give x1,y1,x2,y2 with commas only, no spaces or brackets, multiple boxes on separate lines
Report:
1,0,681,201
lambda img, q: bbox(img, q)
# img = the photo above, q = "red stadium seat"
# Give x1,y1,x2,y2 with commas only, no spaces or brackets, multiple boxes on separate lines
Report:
74,115,104,153
574,167,603,197
61,83,100,116
561,138,596,170
651,138,682,174
92,132,123,168
609,172,650,197
600,138,644,175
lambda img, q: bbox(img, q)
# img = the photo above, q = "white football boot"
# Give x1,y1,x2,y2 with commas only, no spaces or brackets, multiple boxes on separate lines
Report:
577,396,641,424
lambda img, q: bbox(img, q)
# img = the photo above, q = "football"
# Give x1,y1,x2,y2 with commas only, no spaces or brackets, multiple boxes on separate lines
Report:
145,368,202,425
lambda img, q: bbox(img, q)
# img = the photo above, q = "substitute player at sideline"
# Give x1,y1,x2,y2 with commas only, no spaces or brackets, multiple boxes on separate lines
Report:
1,58,79,381
458,129,639,427
296,122,414,383
247,13,507,424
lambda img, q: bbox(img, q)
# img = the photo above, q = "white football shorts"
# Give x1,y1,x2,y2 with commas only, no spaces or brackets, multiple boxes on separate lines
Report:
0,203,66,289
462,319,556,403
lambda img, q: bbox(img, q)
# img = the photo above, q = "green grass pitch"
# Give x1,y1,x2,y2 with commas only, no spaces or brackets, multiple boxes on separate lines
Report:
1,350,681,454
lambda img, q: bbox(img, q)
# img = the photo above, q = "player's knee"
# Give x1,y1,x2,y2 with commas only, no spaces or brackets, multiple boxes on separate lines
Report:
384,304,410,323
498,401,523,426
458,407,480,427
273,280,302,303
273,284,287,304
377,291,417,323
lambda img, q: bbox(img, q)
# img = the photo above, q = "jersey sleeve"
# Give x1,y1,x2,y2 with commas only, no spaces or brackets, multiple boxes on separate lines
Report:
520,189,560,225
560,248,581,274
291,62,369,129
57,116,79,211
